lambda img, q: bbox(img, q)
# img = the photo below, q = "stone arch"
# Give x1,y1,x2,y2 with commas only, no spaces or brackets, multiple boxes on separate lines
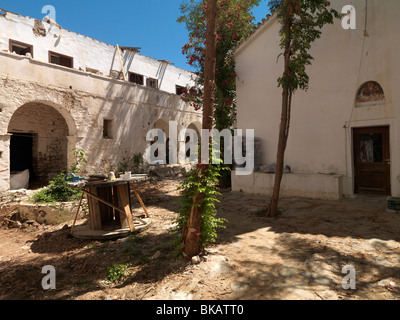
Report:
148,118,173,165
187,121,202,136
26,99,78,136
152,118,171,138
356,81,385,105
184,121,202,161
7,101,75,187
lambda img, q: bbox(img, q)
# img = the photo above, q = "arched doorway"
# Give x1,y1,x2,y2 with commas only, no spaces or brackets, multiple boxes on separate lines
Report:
8,102,71,188
185,122,201,162
150,119,171,165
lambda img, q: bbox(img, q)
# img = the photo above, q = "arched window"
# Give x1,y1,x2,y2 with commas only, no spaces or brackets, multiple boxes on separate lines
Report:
356,81,385,106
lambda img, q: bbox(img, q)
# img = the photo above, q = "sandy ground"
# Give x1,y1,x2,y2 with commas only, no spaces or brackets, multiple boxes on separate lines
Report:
0,177,400,300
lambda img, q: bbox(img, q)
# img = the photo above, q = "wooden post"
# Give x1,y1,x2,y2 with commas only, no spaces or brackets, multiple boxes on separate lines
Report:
117,183,135,232
70,191,84,235
87,186,103,231
116,44,127,81
130,183,150,218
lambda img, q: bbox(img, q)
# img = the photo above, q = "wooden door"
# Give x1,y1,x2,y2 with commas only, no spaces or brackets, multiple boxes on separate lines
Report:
353,126,391,195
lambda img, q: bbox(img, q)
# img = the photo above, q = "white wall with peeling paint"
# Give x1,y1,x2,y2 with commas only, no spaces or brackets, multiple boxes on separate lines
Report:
0,9,194,94
233,0,400,199
0,9,201,192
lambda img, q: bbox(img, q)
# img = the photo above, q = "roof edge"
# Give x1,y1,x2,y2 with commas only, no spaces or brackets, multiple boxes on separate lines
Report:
234,11,278,57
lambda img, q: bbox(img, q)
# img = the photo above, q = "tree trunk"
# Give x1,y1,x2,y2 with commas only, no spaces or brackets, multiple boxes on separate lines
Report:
268,7,293,217
183,0,217,258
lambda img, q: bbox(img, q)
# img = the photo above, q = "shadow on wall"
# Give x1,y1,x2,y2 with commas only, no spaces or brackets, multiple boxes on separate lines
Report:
77,77,201,178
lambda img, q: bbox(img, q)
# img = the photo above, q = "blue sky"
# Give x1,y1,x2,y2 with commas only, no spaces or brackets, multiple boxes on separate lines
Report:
0,0,269,70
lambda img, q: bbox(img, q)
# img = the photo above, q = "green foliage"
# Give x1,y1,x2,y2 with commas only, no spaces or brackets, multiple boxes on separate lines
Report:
171,159,230,252
31,148,87,203
118,153,144,174
106,263,132,283
69,148,87,174
268,0,340,92
178,0,262,130
31,172,82,203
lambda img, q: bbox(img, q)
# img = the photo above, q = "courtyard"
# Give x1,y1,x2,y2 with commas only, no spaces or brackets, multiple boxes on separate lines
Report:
0,177,399,300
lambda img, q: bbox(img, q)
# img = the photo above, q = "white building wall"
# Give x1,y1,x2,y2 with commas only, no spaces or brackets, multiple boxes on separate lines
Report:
0,9,201,192
233,0,400,198
0,9,194,94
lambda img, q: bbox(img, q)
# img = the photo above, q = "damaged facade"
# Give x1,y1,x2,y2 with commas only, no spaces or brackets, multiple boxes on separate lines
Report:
233,0,400,199
0,9,201,192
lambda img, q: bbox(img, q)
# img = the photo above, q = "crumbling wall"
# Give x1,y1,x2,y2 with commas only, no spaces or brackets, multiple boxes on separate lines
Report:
8,103,69,185
0,53,201,191
32,19,46,37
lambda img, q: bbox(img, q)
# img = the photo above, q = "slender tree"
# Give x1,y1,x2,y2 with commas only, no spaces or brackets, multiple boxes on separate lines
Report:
267,0,340,217
178,0,261,131
176,0,262,259
182,0,218,258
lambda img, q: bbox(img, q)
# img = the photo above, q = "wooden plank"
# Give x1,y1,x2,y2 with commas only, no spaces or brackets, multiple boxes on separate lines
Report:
88,186,103,231
83,189,125,215
97,186,113,222
130,183,150,218
70,191,84,235
116,44,127,81
86,188,95,230
117,184,135,232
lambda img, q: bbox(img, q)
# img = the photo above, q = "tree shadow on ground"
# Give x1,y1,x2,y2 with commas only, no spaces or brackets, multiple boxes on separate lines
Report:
227,235,400,300
215,191,400,244
0,219,189,300
1,185,400,300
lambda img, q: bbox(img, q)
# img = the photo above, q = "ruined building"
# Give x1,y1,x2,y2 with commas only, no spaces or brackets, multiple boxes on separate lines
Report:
0,9,201,192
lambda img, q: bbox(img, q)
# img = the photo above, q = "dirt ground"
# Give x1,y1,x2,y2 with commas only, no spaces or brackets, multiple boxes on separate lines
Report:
0,177,400,300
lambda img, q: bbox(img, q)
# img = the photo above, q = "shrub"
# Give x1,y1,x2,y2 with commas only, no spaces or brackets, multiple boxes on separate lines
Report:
31,172,82,203
31,148,86,203
106,263,132,283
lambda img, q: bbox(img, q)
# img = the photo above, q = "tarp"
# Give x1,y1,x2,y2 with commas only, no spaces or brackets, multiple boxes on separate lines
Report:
10,169,30,190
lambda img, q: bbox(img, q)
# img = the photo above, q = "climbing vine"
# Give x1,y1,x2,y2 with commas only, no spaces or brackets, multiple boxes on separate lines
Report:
172,159,229,256
178,0,261,130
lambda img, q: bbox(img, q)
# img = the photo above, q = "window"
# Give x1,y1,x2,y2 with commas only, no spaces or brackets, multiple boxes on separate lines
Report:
359,133,383,163
176,85,185,96
9,40,33,57
49,51,73,68
146,78,158,89
103,119,114,139
129,72,144,85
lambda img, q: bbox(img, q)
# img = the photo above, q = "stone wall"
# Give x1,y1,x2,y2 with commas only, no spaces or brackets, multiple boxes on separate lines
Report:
8,103,68,184
0,8,201,191
0,53,201,191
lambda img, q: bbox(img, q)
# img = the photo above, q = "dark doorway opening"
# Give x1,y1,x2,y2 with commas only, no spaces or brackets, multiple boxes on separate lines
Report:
10,133,35,183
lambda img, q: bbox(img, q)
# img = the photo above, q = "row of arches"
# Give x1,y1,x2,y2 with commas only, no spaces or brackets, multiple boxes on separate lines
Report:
4,102,202,189
150,119,201,165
